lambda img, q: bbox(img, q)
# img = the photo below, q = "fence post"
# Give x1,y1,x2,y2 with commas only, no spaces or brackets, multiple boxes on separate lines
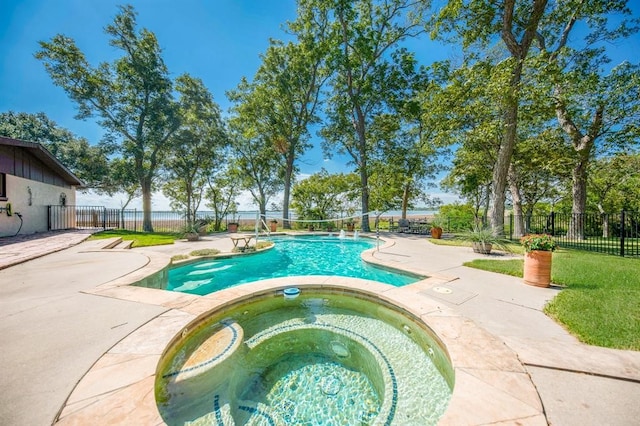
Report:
102,207,106,230
620,211,625,257
550,211,555,236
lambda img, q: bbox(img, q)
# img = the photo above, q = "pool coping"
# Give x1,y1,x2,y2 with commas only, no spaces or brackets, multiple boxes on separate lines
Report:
57,237,546,425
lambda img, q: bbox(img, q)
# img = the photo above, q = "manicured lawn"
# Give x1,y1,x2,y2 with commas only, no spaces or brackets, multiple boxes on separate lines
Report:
428,236,524,254
465,250,640,350
89,230,177,247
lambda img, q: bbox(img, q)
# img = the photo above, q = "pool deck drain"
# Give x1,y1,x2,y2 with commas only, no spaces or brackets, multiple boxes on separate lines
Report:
419,285,478,305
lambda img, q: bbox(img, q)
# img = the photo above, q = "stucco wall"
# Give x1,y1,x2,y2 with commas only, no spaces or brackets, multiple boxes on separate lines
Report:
0,175,76,237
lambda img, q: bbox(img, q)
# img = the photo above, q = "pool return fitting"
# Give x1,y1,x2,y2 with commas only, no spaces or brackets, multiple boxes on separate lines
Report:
283,287,300,300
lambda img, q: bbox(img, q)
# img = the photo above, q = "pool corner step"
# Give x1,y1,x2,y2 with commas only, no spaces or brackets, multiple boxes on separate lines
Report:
164,321,244,382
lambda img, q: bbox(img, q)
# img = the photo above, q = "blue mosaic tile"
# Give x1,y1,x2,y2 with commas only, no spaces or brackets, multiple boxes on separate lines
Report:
239,404,277,426
163,320,239,379
213,394,224,426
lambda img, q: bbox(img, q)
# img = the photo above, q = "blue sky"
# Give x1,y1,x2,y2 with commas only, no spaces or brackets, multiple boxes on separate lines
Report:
1,1,638,210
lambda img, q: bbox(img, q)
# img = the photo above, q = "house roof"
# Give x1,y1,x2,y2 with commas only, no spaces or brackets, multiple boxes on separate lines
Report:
0,136,85,187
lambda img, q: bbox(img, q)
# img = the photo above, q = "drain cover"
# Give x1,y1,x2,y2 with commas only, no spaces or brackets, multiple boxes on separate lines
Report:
319,374,342,395
433,286,453,294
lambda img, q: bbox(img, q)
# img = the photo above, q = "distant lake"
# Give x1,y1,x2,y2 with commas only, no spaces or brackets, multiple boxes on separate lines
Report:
118,209,438,221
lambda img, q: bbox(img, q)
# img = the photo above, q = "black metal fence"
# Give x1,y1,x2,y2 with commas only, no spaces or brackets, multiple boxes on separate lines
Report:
48,205,131,231
437,211,639,257
47,207,247,233
114,210,235,233
506,211,639,257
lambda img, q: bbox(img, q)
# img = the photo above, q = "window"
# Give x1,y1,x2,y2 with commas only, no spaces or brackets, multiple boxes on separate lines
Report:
0,173,6,200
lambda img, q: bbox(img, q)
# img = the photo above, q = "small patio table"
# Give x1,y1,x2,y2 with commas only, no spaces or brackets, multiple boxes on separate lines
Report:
229,234,255,250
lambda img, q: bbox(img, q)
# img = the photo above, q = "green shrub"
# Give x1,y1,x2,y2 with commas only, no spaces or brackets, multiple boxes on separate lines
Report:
256,241,274,250
189,248,220,257
435,203,477,232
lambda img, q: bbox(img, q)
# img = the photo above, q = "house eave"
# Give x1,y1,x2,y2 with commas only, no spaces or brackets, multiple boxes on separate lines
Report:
0,136,85,187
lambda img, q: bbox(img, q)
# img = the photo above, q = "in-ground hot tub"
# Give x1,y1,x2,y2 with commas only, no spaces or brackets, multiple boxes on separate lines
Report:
155,286,454,425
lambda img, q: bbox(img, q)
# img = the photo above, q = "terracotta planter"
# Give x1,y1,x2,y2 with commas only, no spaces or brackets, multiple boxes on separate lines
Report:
228,223,239,233
472,242,492,254
270,222,277,232
346,223,355,232
523,250,553,287
430,226,443,239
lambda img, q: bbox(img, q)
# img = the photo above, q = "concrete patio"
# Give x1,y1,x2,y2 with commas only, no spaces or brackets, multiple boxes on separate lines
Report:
0,231,638,425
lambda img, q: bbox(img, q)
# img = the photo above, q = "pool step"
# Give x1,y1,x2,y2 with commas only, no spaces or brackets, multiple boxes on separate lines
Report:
163,321,243,382
98,237,122,249
98,237,133,250
114,240,134,249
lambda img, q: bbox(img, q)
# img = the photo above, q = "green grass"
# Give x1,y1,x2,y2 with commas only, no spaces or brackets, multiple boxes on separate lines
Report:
429,236,524,254
189,248,220,257
464,259,524,277
465,250,640,350
89,230,177,247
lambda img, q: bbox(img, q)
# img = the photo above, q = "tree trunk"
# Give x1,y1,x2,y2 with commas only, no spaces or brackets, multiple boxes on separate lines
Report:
141,178,153,232
554,85,602,240
489,64,522,236
596,203,609,238
568,153,589,239
489,0,547,235
482,184,491,225
282,147,295,229
508,164,525,238
186,186,193,225
401,184,410,219
360,165,370,232
259,188,267,218
510,183,525,238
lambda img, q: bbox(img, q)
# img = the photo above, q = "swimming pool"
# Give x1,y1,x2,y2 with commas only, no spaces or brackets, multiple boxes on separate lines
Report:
167,235,421,296
156,286,453,425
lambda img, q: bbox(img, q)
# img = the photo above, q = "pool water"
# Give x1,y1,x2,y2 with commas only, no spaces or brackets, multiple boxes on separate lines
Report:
241,354,380,424
167,236,420,295
156,289,453,425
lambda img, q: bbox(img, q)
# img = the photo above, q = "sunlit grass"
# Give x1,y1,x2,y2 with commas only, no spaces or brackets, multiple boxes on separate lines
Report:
428,235,524,254
89,230,177,247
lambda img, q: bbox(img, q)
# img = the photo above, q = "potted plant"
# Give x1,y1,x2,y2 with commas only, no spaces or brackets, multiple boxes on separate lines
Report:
345,218,355,232
182,223,201,241
430,218,443,239
462,225,511,254
520,234,558,287
270,219,278,232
